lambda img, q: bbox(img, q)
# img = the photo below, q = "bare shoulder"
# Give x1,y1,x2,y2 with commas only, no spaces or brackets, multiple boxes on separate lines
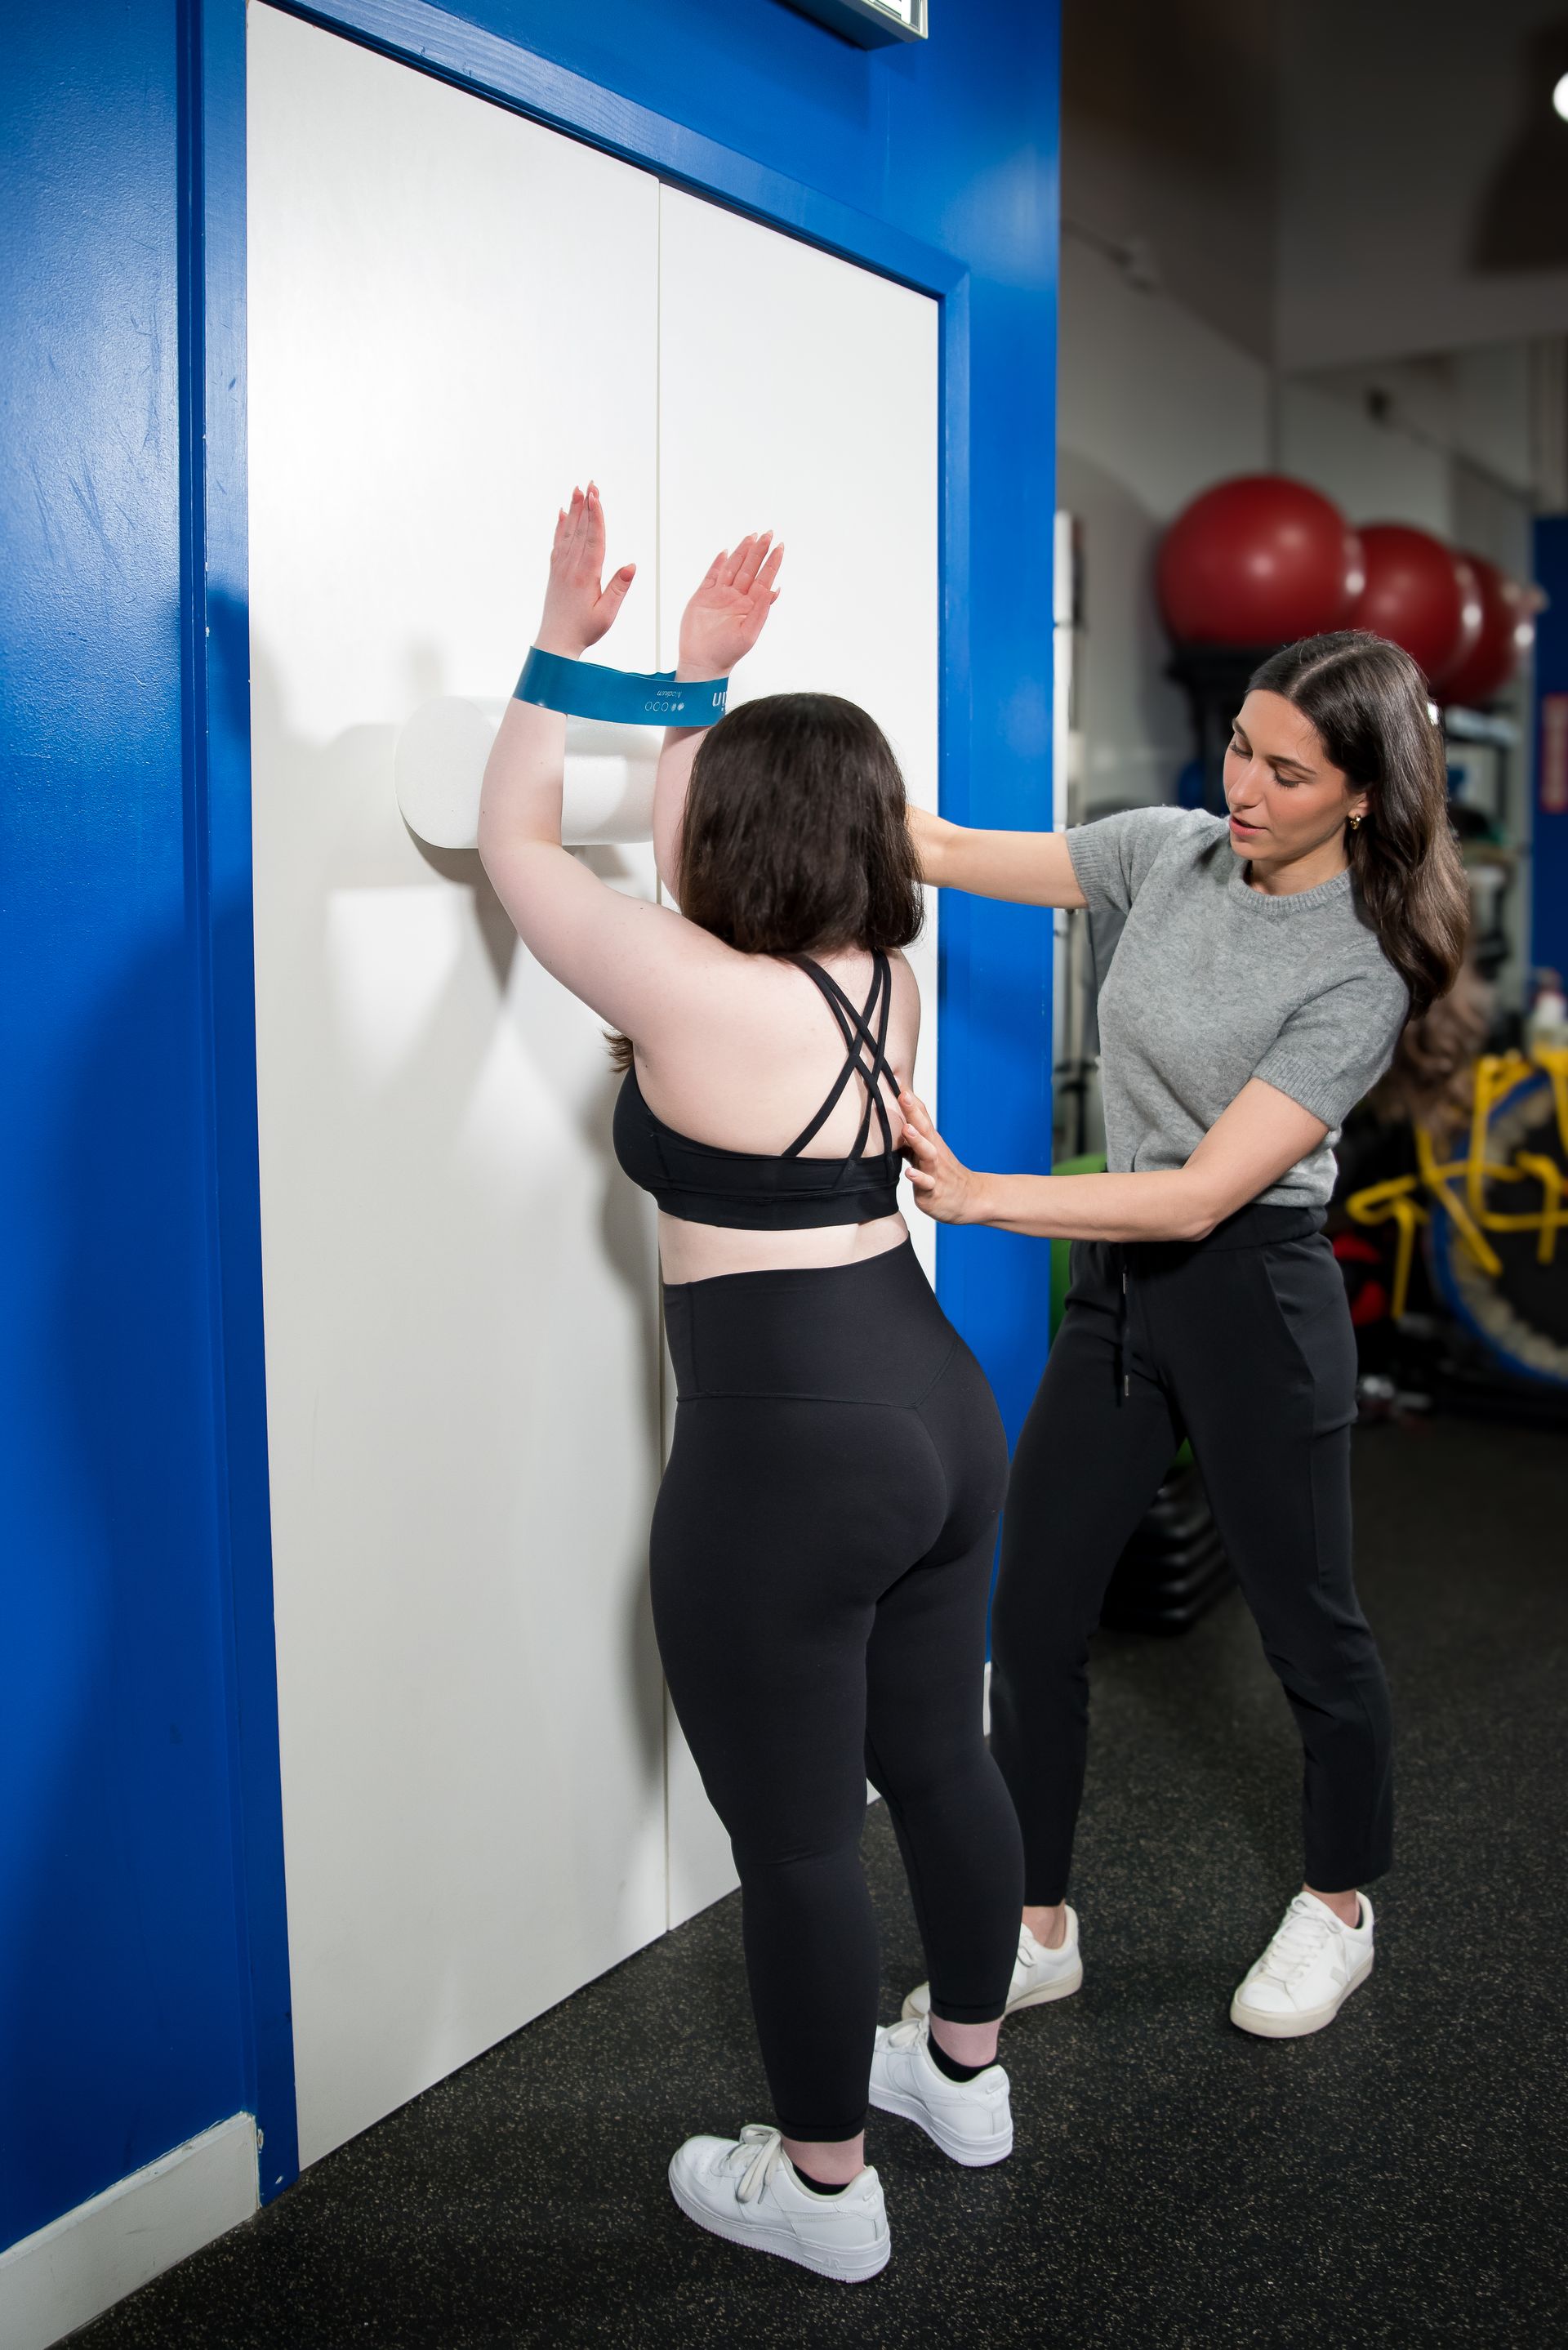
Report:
648,941,914,1065
631,929,817,1077
885,946,923,1060
887,944,921,1002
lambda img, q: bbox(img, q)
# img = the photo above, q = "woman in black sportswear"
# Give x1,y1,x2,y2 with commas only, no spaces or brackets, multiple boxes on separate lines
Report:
895,633,1468,2042
478,486,1022,2284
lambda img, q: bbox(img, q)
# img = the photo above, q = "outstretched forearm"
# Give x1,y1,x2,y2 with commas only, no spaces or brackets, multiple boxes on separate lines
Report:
902,1078,1329,1244
962,1166,1216,1243
910,808,1087,910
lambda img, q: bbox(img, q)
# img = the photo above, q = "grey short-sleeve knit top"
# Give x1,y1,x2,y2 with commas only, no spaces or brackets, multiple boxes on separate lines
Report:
1066,806,1410,1210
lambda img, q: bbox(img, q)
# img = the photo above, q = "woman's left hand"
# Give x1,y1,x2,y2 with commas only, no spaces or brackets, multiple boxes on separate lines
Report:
536,482,637,657
899,1092,989,1224
677,533,785,678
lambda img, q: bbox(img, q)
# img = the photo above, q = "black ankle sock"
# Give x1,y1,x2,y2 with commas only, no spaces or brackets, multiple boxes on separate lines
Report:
926,2034,987,2084
791,2164,851,2197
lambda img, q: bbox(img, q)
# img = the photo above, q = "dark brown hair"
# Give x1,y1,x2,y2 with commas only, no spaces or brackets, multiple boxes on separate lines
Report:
607,693,922,1070
1247,631,1469,1019
677,693,924,952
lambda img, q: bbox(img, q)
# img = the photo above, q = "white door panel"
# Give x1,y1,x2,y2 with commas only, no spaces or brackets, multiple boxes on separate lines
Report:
247,7,944,2109
655,184,941,1244
247,5,665,2165
655,186,941,1925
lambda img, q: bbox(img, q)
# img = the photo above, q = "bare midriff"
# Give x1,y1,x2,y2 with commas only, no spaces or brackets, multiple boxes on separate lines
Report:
657,1206,911,1287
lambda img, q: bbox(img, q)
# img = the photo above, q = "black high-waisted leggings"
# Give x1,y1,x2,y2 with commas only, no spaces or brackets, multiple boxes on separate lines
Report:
991,1203,1393,1906
651,1241,1023,2143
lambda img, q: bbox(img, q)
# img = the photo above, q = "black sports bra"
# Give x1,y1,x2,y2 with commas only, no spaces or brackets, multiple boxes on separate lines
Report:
612,952,902,1232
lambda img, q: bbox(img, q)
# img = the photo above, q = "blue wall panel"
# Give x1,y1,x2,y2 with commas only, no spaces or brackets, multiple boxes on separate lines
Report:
2,0,1058,2252
0,0,254,2249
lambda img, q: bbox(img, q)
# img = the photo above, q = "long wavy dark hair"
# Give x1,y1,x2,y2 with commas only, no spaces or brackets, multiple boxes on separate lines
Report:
1248,631,1469,1018
608,692,923,1068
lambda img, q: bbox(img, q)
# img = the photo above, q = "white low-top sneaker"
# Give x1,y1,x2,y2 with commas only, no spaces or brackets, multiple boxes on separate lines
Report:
1230,1890,1375,2039
869,2019,1013,2166
901,1910,1083,2025
667,2125,890,2283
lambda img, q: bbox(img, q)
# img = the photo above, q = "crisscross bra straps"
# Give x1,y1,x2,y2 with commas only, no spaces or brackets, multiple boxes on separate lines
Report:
609,948,903,1230
780,950,899,1161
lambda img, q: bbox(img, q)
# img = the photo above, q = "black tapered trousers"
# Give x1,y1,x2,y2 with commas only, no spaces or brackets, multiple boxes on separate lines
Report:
989,1203,1393,1905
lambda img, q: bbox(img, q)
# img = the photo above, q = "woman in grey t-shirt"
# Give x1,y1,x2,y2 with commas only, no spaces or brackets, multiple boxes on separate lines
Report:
896,631,1468,2041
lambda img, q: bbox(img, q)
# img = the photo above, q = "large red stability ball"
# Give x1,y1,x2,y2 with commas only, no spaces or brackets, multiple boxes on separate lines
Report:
1441,555,1486,693
1349,524,1474,684
1438,554,1535,708
1157,475,1364,646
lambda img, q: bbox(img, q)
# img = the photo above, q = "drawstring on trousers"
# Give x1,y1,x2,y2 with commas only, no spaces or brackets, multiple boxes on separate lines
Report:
1115,1246,1129,1404
1094,1203,1331,1411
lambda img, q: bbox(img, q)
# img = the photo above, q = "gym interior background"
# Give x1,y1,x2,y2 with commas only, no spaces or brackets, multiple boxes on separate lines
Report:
2,2,1564,2345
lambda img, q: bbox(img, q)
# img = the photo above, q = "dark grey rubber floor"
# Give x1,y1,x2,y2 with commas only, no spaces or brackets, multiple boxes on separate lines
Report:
74,1418,1567,2348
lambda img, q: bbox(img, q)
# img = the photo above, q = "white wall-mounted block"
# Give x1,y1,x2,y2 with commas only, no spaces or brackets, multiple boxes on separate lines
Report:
394,698,660,849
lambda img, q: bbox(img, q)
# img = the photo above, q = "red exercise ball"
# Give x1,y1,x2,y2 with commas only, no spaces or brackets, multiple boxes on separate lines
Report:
1157,475,1364,647
1438,555,1486,693
1438,554,1536,708
1349,524,1472,684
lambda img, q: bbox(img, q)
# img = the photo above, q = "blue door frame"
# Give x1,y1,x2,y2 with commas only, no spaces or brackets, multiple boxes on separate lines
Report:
185,0,1058,2204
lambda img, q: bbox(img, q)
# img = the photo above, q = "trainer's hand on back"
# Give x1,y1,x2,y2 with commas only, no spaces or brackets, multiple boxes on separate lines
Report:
537,482,637,658
677,534,785,679
899,1093,987,1225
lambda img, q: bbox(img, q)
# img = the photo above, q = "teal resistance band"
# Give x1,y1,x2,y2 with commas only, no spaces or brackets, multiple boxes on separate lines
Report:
514,645,728,727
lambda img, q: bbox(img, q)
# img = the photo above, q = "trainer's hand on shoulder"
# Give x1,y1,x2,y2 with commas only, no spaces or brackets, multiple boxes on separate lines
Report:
677,533,784,679
537,482,637,657
899,1092,988,1225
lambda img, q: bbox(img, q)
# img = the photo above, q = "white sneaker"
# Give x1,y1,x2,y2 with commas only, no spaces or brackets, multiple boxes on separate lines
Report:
1230,1891,1375,2039
901,1911,1083,2025
869,2018,1013,2166
667,2125,890,2283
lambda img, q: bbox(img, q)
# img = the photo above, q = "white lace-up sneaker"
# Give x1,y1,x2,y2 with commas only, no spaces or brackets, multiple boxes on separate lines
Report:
1230,1890,1375,2039
869,2018,1013,2165
901,1911,1083,2025
667,2125,891,2282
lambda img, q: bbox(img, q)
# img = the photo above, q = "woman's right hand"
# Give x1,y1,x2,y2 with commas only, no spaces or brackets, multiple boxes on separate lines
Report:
677,533,785,680
898,1092,991,1225
536,482,637,658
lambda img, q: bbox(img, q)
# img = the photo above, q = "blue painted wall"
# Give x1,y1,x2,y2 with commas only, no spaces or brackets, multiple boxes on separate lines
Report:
0,0,256,2250
2,0,1058,2251
1533,516,1568,987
